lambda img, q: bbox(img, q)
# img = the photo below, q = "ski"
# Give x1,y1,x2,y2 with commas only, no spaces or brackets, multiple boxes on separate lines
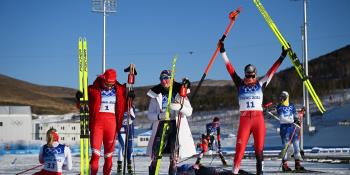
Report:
237,169,255,175
267,169,324,174
253,0,326,113
154,55,177,175
191,7,241,102
78,37,89,175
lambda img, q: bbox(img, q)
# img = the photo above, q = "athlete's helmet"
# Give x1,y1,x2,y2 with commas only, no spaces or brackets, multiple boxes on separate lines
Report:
280,91,289,102
244,64,257,78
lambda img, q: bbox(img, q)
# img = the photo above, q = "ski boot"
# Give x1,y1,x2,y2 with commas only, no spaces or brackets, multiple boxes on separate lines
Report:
127,160,133,174
295,159,305,171
256,155,264,175
282,160,292,172
149,165,155,175
117,161,122,173
168,160,177,175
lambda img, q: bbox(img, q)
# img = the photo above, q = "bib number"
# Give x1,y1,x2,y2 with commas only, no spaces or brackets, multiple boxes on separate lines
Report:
46,162,55,169
246,101,255,108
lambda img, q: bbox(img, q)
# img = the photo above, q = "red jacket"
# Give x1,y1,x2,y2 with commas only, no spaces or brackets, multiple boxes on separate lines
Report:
88,75,127,133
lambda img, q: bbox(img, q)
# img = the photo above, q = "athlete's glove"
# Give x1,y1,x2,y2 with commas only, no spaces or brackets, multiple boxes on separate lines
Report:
127,90,135,100
294,118,301,127
158,112,166,120
182,78,191,89
170,103,183,111
75,91,83,101
218,40,225,53
281,45,288,58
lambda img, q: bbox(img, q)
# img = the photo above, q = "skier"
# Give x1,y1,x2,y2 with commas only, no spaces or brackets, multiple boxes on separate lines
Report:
33,128,72,175
177,163,235,175
195,117,227,166
218,40,288,175
117,107,136,174
147,70,196,175
277,91,305,172
76,68,128,175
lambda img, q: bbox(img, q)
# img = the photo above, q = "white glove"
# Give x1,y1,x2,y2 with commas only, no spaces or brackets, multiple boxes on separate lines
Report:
158,112,166,120
170,103,183,111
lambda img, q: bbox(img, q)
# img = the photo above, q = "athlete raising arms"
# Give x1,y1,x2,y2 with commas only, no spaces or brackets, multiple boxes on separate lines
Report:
219,40,288,175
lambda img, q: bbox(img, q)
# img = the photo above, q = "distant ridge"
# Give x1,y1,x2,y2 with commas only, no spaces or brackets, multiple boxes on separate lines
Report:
0,74,77,114
1,45,349,114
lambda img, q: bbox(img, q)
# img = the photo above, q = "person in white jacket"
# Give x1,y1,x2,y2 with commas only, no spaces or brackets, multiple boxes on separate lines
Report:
33,128,72,175
147,70,196,175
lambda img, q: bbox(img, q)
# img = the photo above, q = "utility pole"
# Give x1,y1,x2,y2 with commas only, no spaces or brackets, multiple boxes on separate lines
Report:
293,0,314,152
92,0,116,73
302,0,311,130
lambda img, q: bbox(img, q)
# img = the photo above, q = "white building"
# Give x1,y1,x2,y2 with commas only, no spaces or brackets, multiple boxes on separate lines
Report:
33,114,81,146
0,106,32,142
136,130,151,147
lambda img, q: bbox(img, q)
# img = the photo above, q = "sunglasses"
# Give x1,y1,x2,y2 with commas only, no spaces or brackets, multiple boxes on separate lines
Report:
104,82,114,87
160,76,170,81
245,74,256,79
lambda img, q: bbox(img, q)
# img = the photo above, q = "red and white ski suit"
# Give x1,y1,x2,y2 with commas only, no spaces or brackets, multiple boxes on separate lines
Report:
221,51,285,174
88,75,127,175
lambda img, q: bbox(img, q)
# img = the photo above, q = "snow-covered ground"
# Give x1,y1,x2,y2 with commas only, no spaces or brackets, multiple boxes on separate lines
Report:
1,154,349,174
1,90,350,174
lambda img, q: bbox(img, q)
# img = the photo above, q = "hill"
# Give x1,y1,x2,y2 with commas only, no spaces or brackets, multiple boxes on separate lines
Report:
0,45,349,114
0,75,77,114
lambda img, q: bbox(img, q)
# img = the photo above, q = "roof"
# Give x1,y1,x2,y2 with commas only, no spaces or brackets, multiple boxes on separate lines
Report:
138,130,152,137
0,106,31,115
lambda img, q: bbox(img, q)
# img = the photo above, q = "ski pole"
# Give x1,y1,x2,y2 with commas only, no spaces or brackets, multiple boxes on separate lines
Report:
298,107,305,158
278,125,298,171
263,102,300,129
123,64,136,175
266,111,300,129
209,153,217,165
174,78,190,163
191,7,242,102
16,164,43,175
177,154,198,164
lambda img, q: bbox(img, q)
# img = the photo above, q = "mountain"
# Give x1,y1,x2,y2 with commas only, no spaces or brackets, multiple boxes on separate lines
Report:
0,45,349,114
0,74,77,114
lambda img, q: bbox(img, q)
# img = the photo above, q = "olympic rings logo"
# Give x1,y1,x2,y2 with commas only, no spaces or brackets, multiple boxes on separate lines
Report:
44,147,63,154
242,84,260,93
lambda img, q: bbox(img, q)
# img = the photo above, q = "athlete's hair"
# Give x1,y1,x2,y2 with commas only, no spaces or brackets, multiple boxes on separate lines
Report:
213,117,220,122
46,128,58,148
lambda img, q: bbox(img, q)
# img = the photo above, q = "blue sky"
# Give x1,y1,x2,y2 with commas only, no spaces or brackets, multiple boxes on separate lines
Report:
0,0,349,89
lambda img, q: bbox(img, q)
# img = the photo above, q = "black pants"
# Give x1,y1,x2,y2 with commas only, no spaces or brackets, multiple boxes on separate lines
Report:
150,120,177,175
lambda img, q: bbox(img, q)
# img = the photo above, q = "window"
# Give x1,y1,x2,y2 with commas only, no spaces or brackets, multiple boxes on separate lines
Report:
72,126,75,130
61,137,65,141
40,126,42,130
0,122,3,126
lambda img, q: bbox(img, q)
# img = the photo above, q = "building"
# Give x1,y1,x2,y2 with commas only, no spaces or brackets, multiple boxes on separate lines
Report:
33,114,80,146
0,106,32,142
136,130,151,147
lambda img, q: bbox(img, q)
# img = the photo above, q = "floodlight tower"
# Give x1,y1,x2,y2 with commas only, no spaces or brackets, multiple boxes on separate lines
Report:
302,0,311,130
293,0,312,152
92,0,116,73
